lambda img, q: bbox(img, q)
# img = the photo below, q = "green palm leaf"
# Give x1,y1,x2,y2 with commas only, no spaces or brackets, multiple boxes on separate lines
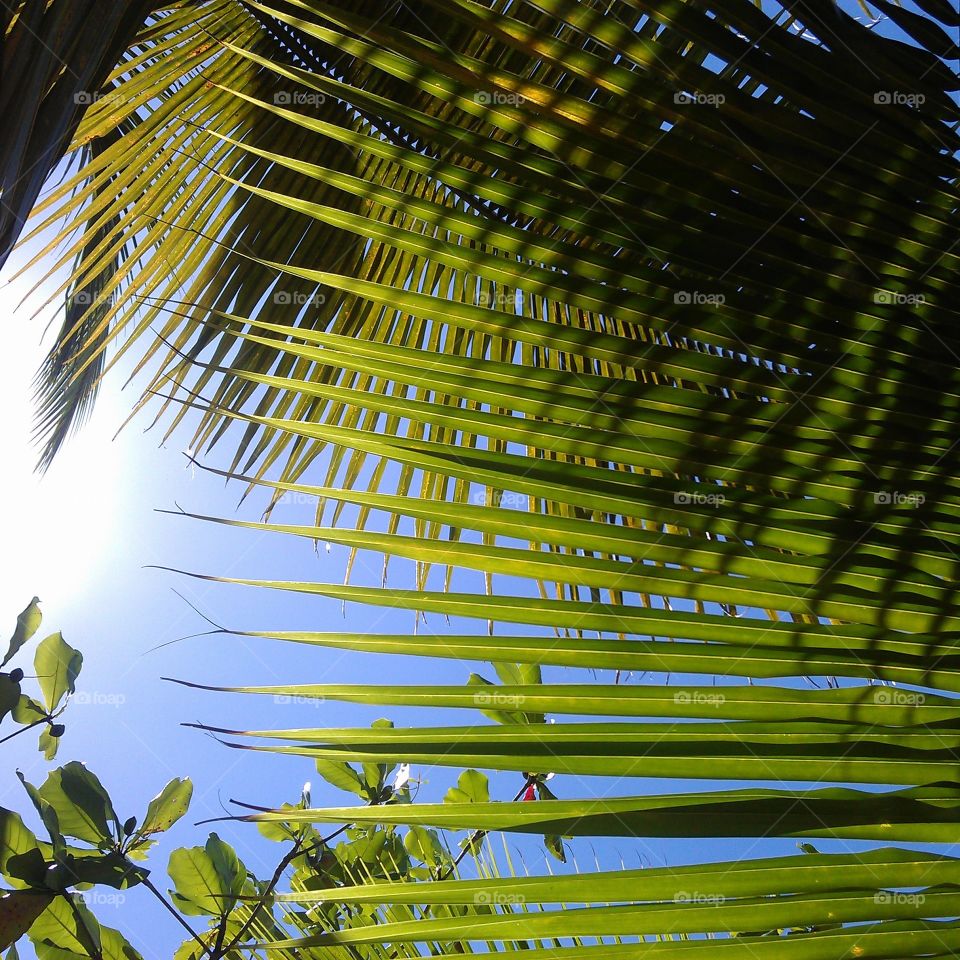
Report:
8,0,960,954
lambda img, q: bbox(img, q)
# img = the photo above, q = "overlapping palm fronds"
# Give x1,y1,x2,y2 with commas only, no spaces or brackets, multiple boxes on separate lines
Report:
9,0,960,955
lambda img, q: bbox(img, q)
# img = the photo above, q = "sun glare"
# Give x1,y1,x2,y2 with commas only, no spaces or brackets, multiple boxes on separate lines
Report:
0,279,120,608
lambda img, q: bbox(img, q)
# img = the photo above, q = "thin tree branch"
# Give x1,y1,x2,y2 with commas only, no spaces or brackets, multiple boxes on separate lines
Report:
220,822,352,956
438,779,533,881
0,716,49,745
62,893,104,960
141,875,213,958
211,915,228,959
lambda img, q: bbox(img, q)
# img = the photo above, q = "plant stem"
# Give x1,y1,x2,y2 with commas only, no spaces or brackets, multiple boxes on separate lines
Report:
0,716,48,745
63,893,104,960
219,821,353,956
211,916,227,958
218,838,303,957
142,875,212,957
438,780,532,881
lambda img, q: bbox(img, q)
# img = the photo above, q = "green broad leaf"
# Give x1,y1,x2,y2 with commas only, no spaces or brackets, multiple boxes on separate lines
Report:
543,834,567,863
457,833,486,860
11,696,46,726
61,852,145,891
3,599,41,668
95,925,145,960
0,674,21,724
349,829,388,865
0,890,54,950
168,835,239,917
140,778,192,836
313,759,364,796
360,719,395,799
360,762,386,798
36,863,75,896
0,810,41,885
444,770,489,805
37,727,58,762
493,662,542,688
34,634,82,714
28,894,100,956
256,803,300,843
204,833,243,899
466,674,530,725
36,764,117,845
173,934,214,960
17,774,64,861
3,851,46,891
124,840,154,863
403,826,449,868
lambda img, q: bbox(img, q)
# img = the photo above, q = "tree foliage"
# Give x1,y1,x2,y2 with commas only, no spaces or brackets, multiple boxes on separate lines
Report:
3,0,960,955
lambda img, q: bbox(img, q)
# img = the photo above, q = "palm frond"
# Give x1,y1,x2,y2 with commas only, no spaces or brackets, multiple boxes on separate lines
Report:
10,0,960,954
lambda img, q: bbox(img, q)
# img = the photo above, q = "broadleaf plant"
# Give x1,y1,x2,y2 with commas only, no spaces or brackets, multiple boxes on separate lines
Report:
1,599,79,758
